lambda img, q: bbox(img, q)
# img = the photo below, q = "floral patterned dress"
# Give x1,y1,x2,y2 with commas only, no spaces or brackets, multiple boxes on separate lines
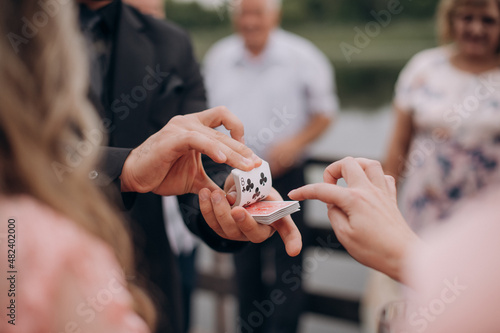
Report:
394,46,500,233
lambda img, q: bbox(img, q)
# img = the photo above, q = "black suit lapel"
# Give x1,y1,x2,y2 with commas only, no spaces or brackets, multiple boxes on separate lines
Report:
110,3,155,147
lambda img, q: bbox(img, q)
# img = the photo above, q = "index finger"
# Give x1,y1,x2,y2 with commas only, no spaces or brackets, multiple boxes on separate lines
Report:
196,106,245,144
288,183,351,210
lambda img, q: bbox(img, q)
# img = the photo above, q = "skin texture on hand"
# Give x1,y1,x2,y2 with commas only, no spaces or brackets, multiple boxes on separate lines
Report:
289,157,421,282
198,174,302,257
120,106,262,196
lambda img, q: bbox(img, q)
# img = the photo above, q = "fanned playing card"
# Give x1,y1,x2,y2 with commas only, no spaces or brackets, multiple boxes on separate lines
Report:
231,160,300,224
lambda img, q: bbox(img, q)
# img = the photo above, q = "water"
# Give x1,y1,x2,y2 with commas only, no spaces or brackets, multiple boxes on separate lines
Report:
310,106,394,161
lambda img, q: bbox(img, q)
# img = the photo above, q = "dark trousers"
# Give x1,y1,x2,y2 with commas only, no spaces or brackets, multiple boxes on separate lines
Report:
234,164,307,333
177,248,198,333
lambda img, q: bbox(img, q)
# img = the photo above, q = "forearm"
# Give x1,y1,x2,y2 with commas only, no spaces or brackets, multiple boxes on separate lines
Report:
383,105,413,183
291,113,333,148
384,144,406,183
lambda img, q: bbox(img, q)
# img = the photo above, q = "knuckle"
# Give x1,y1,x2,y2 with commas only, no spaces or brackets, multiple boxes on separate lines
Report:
350,189,363,200
346,189,362,205
366,159,382,169
214,130,228,140
184,130,202,143
174,131,191,144
170,115,184,124
215,105,229,114
240,144,253,155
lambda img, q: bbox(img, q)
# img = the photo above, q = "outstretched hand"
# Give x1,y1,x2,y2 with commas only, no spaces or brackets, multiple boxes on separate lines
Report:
289,157,420,282
120,106,261,196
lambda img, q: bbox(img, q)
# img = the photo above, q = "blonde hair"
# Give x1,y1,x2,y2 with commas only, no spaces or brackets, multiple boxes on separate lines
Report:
0,0,156,328
437,0,500,45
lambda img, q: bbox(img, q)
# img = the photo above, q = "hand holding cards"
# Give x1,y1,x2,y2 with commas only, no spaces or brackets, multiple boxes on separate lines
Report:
231,161,300,225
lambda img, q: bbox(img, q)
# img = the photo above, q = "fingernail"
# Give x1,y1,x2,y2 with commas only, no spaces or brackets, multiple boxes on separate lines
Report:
243,157,253,167
252,154,261,164
233,210,245,222
199,190,209,201
212,192,222,204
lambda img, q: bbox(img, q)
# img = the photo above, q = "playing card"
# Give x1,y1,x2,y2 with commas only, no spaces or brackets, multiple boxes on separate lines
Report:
231,160,300,225
245,201,300,225
245,201,297,215
231,160,272,207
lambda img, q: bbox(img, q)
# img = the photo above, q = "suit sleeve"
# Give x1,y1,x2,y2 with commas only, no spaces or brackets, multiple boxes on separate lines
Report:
93,147,136,210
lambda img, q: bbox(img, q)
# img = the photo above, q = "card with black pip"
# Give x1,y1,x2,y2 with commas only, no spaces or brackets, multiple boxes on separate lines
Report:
231,160,301,224
231,160,272,208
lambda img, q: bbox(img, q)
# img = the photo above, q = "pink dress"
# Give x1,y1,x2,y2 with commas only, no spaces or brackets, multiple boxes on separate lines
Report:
0,196,149,333
404,189,500,332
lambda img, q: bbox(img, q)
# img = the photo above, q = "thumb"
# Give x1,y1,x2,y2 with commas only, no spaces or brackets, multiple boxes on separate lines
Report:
272,216,302,257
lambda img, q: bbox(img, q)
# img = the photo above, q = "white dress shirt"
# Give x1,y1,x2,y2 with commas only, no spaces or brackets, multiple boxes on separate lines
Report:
162,196,199,256
204,28,339,159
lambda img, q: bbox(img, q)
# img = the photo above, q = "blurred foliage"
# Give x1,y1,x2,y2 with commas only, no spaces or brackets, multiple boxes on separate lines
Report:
165,1,222,27
165,0,438,28
164,0,440,109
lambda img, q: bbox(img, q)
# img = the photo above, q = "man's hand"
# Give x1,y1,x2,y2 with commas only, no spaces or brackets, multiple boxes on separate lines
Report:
289,157,420,282
120,106,261,196
198,175,302,257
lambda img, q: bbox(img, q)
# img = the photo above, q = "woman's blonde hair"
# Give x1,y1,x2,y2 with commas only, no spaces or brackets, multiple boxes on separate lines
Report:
437,0,500,45
0,0,156,328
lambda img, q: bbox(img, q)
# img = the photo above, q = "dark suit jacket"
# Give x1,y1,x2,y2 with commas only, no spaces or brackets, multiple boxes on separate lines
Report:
89,2,244,332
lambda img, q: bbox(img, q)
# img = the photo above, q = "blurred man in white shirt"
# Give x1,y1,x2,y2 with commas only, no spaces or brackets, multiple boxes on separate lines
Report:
204,1,339,332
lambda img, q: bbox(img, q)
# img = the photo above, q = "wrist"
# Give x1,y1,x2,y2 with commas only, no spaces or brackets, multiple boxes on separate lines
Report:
387,228,420,283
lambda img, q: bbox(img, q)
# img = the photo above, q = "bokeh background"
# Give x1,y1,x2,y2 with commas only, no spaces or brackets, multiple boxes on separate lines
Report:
162,1,440,332
166,0,438,108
